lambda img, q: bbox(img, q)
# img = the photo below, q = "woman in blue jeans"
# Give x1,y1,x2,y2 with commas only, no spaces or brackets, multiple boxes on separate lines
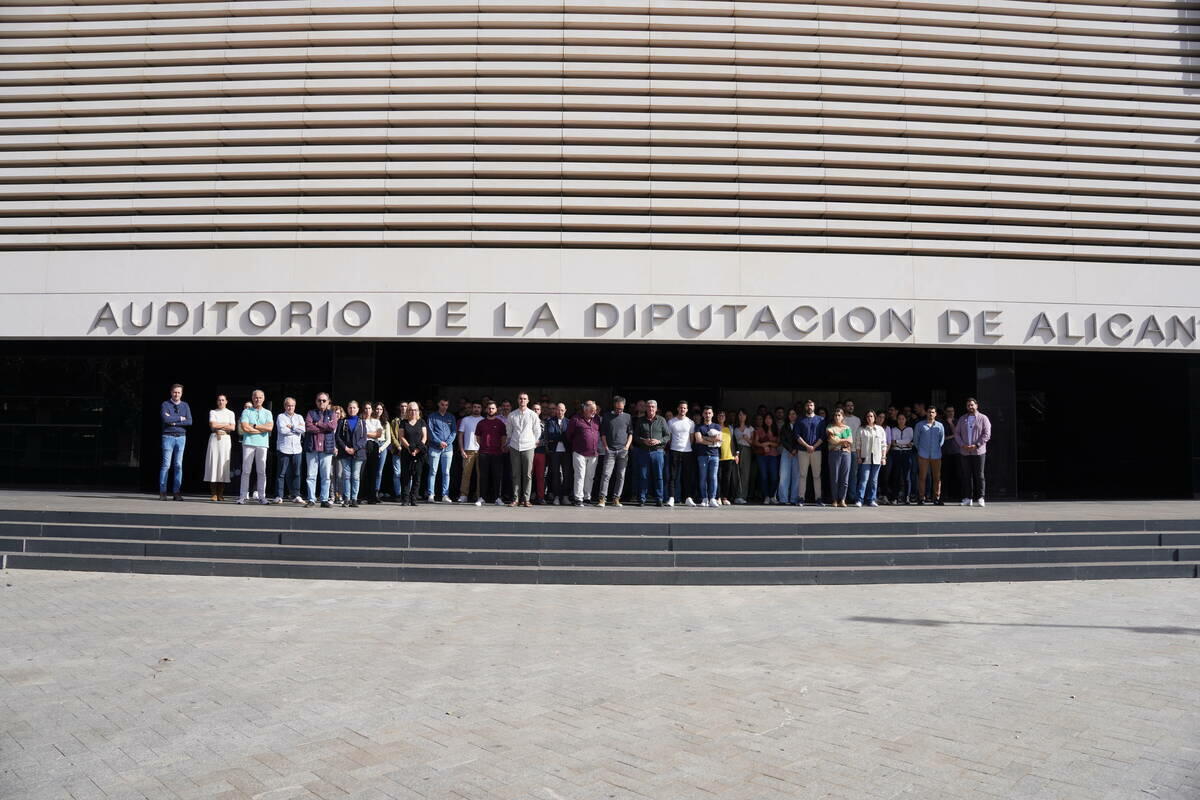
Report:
693,406,723,508
751,414,781,504
335,400,368,507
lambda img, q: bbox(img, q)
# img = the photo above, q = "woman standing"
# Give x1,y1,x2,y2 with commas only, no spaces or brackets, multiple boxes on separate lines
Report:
204,394,236,501
362,401,390,504
335,400,367,507
888,411,915,504
733,409,753,505
331,404,346,504
716,410,739,506
853,410,888,507
825,408,854,507
397,401,428,506
751,414,780,504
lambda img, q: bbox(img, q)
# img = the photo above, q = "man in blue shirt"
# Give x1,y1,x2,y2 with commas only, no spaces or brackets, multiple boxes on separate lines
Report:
159,383,192,501
913,406,946,506
426,398,457,503
793,399,826,507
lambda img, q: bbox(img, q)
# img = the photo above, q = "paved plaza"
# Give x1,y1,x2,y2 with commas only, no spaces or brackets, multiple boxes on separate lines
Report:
1,571,1197,800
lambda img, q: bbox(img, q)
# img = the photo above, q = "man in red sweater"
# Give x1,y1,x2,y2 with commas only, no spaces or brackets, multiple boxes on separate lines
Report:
474,401,508,506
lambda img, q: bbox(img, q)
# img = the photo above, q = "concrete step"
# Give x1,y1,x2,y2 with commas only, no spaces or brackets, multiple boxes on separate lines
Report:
4,535,1194,569
4,551,1197,585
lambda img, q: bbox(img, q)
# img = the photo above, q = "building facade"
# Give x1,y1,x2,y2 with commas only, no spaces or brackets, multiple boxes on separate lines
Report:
1,0,1198,497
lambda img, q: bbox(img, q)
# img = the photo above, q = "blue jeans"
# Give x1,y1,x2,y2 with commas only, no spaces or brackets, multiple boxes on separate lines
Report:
340,456,364,501
829,450,852,502
426,446,453,498
275,451,302,499
757,454,779,500
697,452,719,501
391,450,404,496
638,449,665,501
777,451,799,503
305,451,333,502
159,434,186,493
371,447,390,495
856,463,881,504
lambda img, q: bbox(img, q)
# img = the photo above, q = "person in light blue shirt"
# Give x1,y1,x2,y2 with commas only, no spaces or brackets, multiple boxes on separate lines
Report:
426,398,457,502
913,407,946,506
238,390,274,504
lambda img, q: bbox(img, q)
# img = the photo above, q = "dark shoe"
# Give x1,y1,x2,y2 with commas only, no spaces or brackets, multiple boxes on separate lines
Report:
916,498,925,506
934,498,945,506
368,498,380,505
321,501,332,508
655,500,663,507
159,492,168,501
304,501,314,508
636,500,645,507
173,493,183,501
350,501,359,508
409,499,417,507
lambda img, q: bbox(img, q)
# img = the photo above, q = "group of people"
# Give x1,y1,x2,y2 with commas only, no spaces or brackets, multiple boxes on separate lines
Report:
158,385,993,509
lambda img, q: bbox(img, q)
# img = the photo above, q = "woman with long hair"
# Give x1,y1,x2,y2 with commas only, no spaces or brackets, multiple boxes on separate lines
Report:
204,393,236,501
751,414,780,504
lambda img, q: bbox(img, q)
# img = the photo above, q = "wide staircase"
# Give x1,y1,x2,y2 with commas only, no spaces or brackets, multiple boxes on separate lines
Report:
2,507,1198,584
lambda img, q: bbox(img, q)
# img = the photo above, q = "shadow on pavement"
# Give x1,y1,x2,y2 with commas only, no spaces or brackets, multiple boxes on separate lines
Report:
846,616,1200,636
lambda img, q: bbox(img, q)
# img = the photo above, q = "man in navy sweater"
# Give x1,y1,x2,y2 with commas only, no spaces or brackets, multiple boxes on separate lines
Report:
159,383,192,500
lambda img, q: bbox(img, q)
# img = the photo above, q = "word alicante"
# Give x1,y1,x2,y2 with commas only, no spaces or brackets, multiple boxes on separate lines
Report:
87,297,1199,350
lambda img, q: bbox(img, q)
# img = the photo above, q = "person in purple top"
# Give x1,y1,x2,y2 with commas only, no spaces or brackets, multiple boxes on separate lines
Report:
303,391,338,508
564,400,601,506
159,383,192,501
955,397,992,507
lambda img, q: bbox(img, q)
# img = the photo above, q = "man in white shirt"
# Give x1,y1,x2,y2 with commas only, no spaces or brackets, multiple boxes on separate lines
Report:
273,396,306,503
667,400,696,508
505,392,543,507
456,401,483,503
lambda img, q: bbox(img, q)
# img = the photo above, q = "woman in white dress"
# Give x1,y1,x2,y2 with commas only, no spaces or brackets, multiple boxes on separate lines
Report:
205,394,236,501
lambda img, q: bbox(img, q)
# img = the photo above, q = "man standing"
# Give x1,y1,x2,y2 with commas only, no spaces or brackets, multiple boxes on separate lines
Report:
564,400,601,507
303,392,337,508
273,396,305,504
956,398,992,507
474,401,507,506
597,395,633,508
159,383,192,501
634,399,669,506
794,399,826,507
505,392,543,508
545,402,572,505
456,401,483,503
426,397,457,503
941,404,960,502
842,399,862,505
238,389,273,505
913,406,946,506
667,400,696,508
693,406,723,508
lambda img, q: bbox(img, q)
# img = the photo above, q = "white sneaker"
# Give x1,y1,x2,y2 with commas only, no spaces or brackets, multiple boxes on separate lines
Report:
236,498,246,505
711,500,721,509
666,498,675,508
868,501,878,507
961,498,972,506
441,496,453,504
474,498,483,506
458,495,468,503
259,498,270,505
977,499,986,508
854,501,862,507
700,499,710,507
494,499,504,506
272,497,283,504
552,497,560,505
685,498,696,507
292,496,305,504
426,494,434,502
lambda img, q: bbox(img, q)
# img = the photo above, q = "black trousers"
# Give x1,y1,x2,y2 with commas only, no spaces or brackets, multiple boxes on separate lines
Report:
479,453,505,503
500,451,514,502
669,450,697,502
550,451,573,499
718,459,739,500
961,454,986,500
942,453,962,500
400,450,424,502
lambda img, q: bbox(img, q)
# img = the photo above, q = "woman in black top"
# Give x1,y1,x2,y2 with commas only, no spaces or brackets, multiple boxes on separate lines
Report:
397,401,428,506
